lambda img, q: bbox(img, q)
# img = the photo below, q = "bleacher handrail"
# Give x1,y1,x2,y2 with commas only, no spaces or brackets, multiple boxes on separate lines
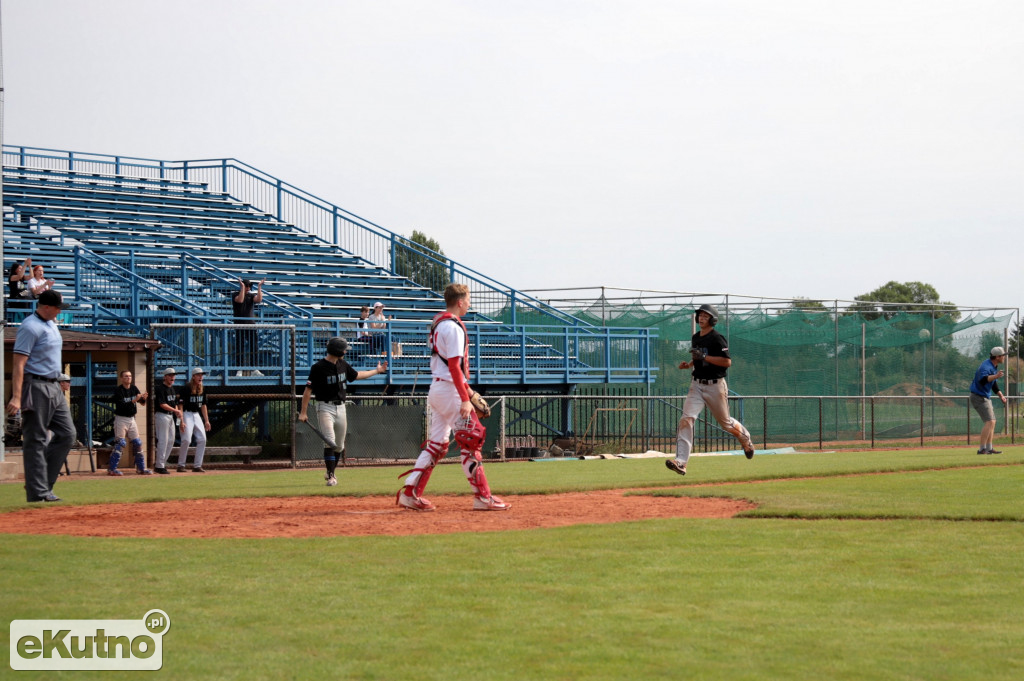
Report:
3,145,595,329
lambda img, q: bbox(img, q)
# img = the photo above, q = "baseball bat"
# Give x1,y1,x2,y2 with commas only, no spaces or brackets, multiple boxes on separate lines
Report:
296,412,334,447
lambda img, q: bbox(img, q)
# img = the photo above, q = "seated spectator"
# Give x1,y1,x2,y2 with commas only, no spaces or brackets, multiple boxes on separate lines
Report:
27,264,55,299
368,301,389,354
8,258,34,312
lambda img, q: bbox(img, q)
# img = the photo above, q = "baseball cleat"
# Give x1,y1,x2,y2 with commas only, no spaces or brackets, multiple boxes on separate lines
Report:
743,446,755,459
988,448,1002,454
137,468,153,475
473,495,511,511
977,449,990,455
398,491,435,512
107,469,123,476
326,474,338,487
665,459,686,475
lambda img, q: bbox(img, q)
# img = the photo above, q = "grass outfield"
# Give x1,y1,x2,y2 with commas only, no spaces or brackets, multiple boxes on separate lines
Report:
1,447,1022,680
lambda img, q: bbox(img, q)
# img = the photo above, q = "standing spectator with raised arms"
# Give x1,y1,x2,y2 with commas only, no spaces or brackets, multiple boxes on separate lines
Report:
8,257,34,314
233,277,265,375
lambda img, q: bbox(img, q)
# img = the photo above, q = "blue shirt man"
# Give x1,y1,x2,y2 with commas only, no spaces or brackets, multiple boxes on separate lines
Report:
5,289,76,502
969,346,1008,455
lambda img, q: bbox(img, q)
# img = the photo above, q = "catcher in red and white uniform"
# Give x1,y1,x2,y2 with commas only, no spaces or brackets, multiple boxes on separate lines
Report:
397,283,510,512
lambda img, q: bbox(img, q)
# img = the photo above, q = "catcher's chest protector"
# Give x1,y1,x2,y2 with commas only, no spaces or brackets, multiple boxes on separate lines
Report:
429,312,470,376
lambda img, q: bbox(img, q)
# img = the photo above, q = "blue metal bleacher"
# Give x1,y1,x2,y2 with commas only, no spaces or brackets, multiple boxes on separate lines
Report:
3,145,655,390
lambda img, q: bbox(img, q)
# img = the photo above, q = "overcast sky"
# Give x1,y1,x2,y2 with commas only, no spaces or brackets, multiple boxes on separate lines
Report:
3,0,1021,310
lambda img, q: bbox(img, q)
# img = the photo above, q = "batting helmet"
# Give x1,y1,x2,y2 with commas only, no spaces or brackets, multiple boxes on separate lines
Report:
326,337,348,357
454,414,486,451
695,303,719,326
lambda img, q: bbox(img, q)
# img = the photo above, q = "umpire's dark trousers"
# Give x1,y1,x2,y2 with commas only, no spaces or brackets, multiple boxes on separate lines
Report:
21,378,76,501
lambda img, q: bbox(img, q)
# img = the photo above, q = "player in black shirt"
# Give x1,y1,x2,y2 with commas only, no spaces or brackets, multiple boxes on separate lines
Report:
108,369,151,476
153,368,182,474
298,337,387,486
666,304,755,476
176,368,212,472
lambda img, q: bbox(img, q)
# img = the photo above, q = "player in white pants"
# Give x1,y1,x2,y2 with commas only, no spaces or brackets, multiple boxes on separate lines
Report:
397,283,509,512
667,304,754,476
177,368,211,472
153,367,181,473
298,337,386,486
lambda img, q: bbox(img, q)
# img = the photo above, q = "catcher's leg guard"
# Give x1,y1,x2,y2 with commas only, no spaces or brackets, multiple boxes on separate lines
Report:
108,438,126,475
460,447,491,499
132,438,152,474
398,440,447,499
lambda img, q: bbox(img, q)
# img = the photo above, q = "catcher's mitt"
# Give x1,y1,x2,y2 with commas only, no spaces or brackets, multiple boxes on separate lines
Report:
690,347,707,362
469,391,491,419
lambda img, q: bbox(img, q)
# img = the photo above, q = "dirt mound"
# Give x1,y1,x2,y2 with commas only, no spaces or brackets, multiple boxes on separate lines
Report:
0,491,754,538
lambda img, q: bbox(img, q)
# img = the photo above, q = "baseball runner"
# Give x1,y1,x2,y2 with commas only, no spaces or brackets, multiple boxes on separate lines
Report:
666,304,755,476
298,337,386,486
107,369,152,475
396,283,510,511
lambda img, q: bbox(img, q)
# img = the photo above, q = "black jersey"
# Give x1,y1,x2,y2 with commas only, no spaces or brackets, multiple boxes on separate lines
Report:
112,385,142,417
155,383,179,413
183,390,208,413
691,328,730,380
306,358,359,402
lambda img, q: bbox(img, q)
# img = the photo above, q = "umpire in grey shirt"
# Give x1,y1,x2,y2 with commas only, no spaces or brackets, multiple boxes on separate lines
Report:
6,289,76,502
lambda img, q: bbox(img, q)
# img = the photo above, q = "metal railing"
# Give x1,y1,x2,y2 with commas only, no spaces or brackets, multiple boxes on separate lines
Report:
144,320,654,386
496,394,1023,455
3,145,601,326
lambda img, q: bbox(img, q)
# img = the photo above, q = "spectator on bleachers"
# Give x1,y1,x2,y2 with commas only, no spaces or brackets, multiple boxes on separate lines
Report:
8,258,34,314
233,278,265,376
368,301,389,354
27,264,55,299
357,306,372,339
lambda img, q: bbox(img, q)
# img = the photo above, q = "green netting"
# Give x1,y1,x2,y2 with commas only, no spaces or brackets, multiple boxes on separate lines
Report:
495,299,1014,401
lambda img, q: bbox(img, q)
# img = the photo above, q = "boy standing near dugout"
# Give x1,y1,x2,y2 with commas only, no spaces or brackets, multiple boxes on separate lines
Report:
666,303,755,476
107,369,152,476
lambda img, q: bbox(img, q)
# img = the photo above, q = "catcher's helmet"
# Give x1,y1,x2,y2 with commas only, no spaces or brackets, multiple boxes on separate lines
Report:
5,411,22,440
454,414,486,451
695,303,719,326
326,337,348,357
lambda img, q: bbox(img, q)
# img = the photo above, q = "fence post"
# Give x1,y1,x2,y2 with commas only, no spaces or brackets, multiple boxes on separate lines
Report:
819,397,823,450
966,398,970,446
763,397,768,450
870,397,875,448
920,397,925,447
